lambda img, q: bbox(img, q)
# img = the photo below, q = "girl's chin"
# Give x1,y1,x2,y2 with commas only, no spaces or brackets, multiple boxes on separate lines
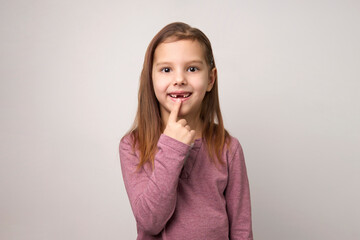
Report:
169,106,189,117
175,108,198,119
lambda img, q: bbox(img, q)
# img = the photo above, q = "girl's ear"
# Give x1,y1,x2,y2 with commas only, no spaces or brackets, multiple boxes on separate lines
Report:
207,67,217,92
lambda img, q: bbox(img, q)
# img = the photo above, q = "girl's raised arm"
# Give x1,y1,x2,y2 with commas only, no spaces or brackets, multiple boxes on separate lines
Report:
119,134,191,235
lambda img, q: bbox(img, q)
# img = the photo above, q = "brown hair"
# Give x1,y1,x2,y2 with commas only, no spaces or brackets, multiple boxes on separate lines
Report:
126,22,230,169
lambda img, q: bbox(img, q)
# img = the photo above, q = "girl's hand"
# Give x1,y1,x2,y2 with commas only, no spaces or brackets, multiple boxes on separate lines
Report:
163,99,196,145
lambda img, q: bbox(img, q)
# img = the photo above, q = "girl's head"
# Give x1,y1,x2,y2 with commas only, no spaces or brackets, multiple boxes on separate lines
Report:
131,22,228,168
139,22,219,126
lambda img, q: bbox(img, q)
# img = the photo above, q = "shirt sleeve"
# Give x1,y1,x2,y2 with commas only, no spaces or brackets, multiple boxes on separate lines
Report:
119,134,191,235
225,139,253,240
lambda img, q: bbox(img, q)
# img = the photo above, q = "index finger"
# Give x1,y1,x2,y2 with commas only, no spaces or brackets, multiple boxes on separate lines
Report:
168,99,182,123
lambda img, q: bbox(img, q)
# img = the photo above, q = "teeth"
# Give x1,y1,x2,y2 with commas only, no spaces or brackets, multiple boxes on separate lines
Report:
169,93,190,98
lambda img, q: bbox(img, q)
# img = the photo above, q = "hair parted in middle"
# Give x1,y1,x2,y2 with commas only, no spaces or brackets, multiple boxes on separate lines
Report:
128,22,230,169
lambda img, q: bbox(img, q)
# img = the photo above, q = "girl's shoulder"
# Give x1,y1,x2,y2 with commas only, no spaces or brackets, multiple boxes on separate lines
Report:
120,128,139,145
225,132,245,160
120,132,135,145
227,133,242,148
119,131,139,154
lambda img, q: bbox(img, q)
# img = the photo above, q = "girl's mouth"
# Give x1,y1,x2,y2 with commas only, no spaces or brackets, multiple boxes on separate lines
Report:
168,92,192,99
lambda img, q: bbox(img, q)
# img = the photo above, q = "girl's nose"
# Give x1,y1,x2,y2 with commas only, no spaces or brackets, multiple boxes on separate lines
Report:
174,71,186,85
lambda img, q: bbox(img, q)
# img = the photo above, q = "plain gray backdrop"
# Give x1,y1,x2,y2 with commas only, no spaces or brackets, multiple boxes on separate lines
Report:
1,0,359,239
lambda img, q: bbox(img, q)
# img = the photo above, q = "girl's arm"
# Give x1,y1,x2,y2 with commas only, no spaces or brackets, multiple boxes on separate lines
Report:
225,140,253,240
119,134,191,235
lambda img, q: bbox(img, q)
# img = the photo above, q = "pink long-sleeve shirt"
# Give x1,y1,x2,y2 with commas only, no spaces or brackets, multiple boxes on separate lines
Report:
119,133,253,240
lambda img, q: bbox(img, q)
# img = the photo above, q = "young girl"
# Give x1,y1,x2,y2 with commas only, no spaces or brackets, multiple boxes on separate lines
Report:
119,22,253,240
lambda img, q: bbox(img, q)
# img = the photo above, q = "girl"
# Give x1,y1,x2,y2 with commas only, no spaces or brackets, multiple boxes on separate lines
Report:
119,22,253,240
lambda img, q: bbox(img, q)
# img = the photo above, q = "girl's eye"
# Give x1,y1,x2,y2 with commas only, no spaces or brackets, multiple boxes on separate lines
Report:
161,68,171,73
188,67,198,72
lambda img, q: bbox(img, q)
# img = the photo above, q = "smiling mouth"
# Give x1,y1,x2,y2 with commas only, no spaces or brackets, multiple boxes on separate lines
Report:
168,93,192,98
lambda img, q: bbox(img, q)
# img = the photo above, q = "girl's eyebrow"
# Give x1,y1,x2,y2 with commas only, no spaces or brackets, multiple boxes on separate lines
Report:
155,60,205,66
187,60,205,65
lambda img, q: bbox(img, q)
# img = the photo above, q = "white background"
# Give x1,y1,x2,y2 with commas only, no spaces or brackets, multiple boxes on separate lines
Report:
1,0,359,239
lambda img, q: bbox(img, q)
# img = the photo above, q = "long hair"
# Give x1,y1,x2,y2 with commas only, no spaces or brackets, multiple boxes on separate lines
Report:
127,22,230,169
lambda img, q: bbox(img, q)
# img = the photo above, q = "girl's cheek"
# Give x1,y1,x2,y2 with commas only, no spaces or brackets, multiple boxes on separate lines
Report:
193,80,207,90
160,82,170,92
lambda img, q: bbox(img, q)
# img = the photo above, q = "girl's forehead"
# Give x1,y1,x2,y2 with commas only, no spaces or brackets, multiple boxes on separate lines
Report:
154,39,206,62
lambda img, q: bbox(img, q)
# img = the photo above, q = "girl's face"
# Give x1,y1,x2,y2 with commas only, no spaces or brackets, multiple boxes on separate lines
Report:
152,39,216,122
